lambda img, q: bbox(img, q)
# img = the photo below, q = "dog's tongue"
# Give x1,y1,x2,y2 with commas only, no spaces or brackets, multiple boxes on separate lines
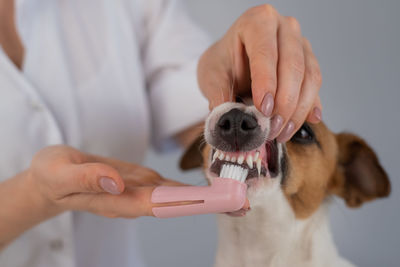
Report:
225,198,250,217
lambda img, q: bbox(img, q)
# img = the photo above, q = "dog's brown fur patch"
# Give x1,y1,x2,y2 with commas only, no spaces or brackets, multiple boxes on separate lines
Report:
283,123,338,218
283,123,390,218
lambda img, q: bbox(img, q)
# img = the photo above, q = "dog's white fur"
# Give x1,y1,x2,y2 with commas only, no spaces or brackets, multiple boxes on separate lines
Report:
213,184,355,267
205,103,356,267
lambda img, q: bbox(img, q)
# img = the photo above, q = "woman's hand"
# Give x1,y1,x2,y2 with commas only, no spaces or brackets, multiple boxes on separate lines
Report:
29,145,182,218
198,4,322,142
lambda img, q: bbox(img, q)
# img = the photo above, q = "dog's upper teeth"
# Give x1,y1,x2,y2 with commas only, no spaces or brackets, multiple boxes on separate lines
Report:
246,155,253,169
230,156,236,163
225,154,230,161
256,158,262,176
218,151,225,160
237,155,244,165
254,151,259,162
212,150,219,163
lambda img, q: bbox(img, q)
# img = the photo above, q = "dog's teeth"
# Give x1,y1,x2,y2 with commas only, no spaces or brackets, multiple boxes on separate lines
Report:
218,152,225,160
246,155,253,169
225,154,230,161
230,156,236,163
257,158,262,177
213,150,219,163
254,151,260,162
238,155,244,165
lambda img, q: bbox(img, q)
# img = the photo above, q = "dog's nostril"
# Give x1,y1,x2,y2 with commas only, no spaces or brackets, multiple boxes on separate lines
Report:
218,118,231,131
241,117,257,131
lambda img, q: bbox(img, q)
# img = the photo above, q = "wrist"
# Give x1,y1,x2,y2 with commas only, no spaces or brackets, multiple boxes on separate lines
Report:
24,168,64,219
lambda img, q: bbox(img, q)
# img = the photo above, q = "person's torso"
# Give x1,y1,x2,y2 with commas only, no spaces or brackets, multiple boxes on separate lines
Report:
0,1,152,266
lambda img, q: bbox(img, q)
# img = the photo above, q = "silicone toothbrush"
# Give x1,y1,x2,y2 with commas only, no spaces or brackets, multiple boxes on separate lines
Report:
151,165,248,218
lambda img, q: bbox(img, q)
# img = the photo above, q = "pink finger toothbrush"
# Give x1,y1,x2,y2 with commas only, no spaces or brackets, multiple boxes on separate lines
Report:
151,165,248,218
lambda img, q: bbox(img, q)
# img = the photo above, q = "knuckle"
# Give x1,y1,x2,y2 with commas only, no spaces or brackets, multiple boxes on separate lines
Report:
79,166,99,192
252,73,277,93
247,4,277,19
302,37,312,49
279,94,298,115
290,55,305,77
307,65,322,87
286,16,301,31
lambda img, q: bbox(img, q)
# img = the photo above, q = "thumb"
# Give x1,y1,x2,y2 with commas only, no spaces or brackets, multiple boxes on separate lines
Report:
63,163,125,195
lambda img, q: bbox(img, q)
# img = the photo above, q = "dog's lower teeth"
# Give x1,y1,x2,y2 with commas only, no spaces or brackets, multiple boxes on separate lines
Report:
219,164,249,183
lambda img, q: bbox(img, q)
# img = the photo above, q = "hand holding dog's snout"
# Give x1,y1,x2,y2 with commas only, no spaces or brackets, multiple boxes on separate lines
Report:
28,145,182,219
198,4,322,143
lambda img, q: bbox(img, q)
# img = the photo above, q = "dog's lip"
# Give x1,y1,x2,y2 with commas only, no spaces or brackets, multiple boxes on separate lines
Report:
209,140,278,180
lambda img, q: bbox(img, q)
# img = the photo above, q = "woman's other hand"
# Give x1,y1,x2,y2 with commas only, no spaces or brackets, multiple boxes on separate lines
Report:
198,4,322,142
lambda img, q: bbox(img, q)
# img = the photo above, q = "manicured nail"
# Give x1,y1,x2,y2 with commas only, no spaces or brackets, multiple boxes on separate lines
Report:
99,177,120,195
269,114,284,139
313,107,322,122
261,93,274,117
276,121,296,143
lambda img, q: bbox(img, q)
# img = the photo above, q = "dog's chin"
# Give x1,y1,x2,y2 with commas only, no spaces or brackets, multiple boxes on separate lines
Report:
205,140,281,217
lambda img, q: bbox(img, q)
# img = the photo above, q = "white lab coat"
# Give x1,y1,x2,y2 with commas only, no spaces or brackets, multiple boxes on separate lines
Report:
0,0,210,266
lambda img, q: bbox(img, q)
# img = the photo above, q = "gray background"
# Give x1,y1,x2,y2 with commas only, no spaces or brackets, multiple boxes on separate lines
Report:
137,1,400,266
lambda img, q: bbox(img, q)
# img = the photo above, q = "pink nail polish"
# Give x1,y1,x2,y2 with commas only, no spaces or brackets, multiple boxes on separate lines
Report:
269,114,283,139
276,121,296,143
99,177,120,195
261,93,274,117
313,107,322,122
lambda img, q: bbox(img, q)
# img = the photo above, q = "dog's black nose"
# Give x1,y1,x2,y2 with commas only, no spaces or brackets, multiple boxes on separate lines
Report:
216,108,259,151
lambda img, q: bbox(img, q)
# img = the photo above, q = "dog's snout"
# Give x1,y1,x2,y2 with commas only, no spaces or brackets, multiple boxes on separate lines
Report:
216,109,259,150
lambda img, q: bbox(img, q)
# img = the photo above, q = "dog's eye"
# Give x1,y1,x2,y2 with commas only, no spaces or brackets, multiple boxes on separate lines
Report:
291,123,316,144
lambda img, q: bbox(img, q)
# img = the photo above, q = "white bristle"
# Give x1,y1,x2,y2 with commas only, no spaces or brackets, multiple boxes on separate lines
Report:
232,166,239,180
228,165,234,178
219,163,249,182
220,165,226,177
241,169,249,182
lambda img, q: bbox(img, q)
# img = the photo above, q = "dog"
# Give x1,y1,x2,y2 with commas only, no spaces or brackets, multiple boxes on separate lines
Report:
180,102,390,267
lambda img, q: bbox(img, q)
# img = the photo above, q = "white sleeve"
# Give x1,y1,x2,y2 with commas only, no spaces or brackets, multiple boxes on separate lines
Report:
140,0,211,151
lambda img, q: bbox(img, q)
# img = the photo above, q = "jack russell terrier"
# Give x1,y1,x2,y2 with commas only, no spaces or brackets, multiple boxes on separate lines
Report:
180,101,390,267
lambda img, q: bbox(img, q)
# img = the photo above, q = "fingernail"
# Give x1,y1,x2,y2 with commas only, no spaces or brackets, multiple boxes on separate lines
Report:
261,93,274,117
99,177,120,195
269,114,284,139
313,107,322,122
276,121,296,143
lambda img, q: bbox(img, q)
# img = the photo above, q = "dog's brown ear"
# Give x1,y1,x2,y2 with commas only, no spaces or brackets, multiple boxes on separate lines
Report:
330,133,390,207
179,134,206,170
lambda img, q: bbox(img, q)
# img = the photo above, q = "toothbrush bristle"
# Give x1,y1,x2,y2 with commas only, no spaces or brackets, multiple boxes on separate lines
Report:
219,163,248,183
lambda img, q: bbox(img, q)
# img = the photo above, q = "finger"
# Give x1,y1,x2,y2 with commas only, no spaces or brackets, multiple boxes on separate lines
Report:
239,6,279,116
270,16,305,140
59,162,125,195
277,38,322,142
307,96,323,123
198,43,234,110
64,185,156,218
